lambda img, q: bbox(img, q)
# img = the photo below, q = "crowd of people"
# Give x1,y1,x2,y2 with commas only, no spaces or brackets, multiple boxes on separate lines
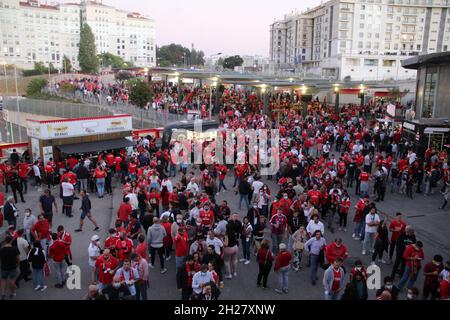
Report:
1,82,450,301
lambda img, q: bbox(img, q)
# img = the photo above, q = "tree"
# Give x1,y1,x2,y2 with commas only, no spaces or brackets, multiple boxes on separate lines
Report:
115,70,134,85
62,55,73,73
78,24,99,73
129,79,153,108
98,53,134,69
222,55,243,70
26,78,48,96
157,43,206,67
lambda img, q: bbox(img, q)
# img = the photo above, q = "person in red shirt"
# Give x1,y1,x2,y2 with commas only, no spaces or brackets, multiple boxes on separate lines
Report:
199,204,215,231
338,193,351,232
440,272,450,300
325,239,349,264
274,243,292,294
168,187,180,209
66,157,78,170
115,232,134,263
337,160,347,180
117,197,132,227
353,196,369,240
278,193,293,217
217,165,228,192
174,227,189,270
422,254,444,300
45,160,56,189
105,153,115,170
105,228,119,257
148,188,161,217
60,170,77,185
57,225,72,266
307,185,321,208
397,241,425,291
128,160,138,179
135,234,148,262
48,233,68,288
388,212,407,263
31,214,51,252
15,162,31,194
95,249,119,290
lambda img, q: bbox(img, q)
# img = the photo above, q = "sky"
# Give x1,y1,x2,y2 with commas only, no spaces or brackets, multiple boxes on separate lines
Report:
61,0,320,57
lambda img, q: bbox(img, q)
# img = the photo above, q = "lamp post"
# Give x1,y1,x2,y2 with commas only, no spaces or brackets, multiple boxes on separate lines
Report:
300,85,308,117
1,60,13,143
359,84,365,106
13,64,22,142
333,84,340,114
209,77,218,120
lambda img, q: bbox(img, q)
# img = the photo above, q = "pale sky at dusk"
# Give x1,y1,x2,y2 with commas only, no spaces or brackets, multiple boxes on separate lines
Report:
62,0,320,57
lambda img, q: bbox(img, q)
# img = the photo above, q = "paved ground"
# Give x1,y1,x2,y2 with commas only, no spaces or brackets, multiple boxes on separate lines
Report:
2,160,449,300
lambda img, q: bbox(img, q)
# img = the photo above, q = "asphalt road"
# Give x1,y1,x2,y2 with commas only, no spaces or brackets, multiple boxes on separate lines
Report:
3,160,449,300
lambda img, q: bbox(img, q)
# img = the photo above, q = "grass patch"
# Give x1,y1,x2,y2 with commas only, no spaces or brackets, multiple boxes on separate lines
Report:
26,93,83,104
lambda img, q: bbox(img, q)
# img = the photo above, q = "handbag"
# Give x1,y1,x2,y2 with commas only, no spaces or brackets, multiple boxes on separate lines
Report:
44,262,51,277
294,241,304,251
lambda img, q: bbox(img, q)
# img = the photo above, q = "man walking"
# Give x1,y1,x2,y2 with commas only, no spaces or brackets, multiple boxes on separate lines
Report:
75,190,99,232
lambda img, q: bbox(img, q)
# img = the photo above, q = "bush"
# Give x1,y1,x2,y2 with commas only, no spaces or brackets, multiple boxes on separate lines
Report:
344,76,351,82
60,82,76,94
22,69,44,77
26,78,48,96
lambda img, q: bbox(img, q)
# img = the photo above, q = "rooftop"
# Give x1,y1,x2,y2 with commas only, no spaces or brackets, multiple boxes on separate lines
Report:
402,51,450,69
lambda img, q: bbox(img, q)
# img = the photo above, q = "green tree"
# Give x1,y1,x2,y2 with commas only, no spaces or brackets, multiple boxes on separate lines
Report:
222,55,244,70
99,53,134,69
60,82,76,95
115,70,134,85
157,44,205,67
34,61,46,74
78,24,99,73
26,78,48,96
62,55,73,73
129,79,153,108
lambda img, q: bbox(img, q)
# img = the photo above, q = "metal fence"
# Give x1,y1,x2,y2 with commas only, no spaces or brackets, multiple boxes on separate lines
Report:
4,93,189,129
44,88,189,126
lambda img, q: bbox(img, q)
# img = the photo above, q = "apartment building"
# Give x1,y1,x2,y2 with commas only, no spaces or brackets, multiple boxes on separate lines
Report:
269,0,450,81
0,0,156,69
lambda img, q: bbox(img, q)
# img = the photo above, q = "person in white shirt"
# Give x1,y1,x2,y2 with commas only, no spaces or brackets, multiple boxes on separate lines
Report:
192,265,214,296
362,208,380,255
32,161,42,189
88,235,101,283
125,192,139,211
251,177,264,202
61,178,74,217
206,231,223,255
161,178,173,193
306,214,325,237
186,178,200,196
189,202,202,222
16,229,31,285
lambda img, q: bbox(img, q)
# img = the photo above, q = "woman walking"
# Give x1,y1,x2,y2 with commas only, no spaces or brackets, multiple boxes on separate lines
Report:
28,241,47,292
291,225,308,271
256,240,273,289
223,224,239,279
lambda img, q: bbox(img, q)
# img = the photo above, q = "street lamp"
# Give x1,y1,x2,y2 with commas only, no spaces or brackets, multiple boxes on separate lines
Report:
359,84,365,106
209,76,219,120
333,84,340,114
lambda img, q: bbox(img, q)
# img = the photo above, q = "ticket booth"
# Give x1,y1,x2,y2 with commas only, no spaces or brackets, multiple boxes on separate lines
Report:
26,114,136,162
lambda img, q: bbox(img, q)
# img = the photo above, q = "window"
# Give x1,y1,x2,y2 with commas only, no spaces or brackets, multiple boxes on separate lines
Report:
364,59,378,66
359,32,364,38
422,66,437,118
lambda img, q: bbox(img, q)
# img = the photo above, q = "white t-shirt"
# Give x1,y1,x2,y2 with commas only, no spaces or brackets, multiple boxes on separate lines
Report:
252,181,264,195
61,182,74,197
206,237,224,255
33,165,41,178
125,193,138,210
365,213,380,233
88,243,101,267
17,237,29,261
306,220,325,236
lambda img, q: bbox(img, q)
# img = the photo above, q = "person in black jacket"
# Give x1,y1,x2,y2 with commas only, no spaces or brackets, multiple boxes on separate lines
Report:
371,219,389,264
391,226,416,279
237,177,252,211
75,190,99,232
28,241,47,291
176,256,195,300
341,271,368,300
3,196,18,228
75,162,89,193
202,245,223,285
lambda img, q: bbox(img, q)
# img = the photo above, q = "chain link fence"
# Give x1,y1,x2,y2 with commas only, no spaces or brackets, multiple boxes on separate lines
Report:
4,92,189,128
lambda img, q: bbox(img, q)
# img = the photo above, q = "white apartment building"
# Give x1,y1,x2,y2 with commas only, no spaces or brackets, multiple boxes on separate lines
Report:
270,0,450,81
0,0,156,70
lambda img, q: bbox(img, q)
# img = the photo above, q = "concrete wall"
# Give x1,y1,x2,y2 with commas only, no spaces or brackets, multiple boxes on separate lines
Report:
436,64,450,119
